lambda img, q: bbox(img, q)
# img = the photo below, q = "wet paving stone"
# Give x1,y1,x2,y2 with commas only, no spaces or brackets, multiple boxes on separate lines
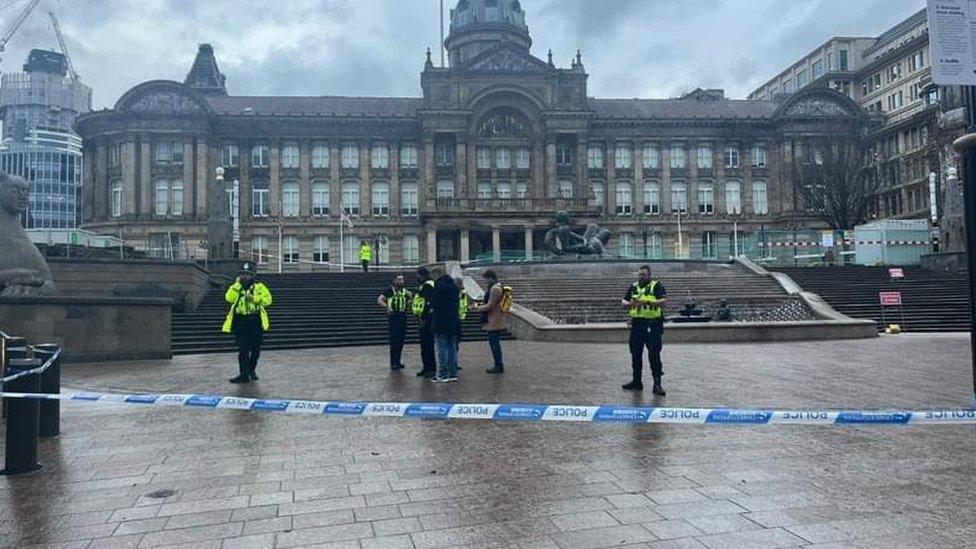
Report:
0,334,974,547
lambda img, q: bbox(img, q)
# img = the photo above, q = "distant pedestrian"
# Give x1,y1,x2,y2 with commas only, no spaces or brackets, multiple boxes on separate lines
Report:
378,273,411,371
221,262,273,384
431,270,460,382
412,266,437,378
473,269,507,374
621,264,667,395
359,240,372,272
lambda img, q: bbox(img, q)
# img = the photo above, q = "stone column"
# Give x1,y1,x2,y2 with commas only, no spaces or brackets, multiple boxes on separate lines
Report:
491,226,501,262
524,226,534,259
83,145,96,221
545,137,557,197
329,143,341,218
194,141,209,218
118,141,135,218
455,141,467,198
299,141,311,217
460,228,470,262
605,139,617,215
426,227,437,262
138,139,151,216
661,144,672,214
360,142,370,216
634,142,644,215
532,140,545,198
576,138,587,201
269,142,281,217
423,137,434,207
389,143,400,217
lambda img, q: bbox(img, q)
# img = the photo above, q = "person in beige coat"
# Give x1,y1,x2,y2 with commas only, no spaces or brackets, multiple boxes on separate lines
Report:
473,269,506,374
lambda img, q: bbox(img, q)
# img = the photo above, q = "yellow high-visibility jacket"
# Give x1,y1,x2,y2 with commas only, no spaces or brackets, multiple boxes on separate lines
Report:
221,280,273,333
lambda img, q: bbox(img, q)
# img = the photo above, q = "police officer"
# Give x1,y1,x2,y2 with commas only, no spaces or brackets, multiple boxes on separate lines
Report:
378,273,411,370
621,265,667,394
221,262,273,384
412,266,437,378
359,240,372,272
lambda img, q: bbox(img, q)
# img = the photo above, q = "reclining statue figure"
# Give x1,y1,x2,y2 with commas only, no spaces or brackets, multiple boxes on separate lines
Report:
0,173,55,296
544,210,612,256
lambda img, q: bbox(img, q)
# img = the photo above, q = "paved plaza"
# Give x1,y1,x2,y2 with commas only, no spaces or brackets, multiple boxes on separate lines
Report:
1,334,975,548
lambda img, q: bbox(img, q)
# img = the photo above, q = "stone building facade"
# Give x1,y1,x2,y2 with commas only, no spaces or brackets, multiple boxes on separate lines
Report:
75,0,868,268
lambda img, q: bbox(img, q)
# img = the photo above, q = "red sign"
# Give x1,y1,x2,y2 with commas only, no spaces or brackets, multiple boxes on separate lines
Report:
879,291,903,306
888,268,905,279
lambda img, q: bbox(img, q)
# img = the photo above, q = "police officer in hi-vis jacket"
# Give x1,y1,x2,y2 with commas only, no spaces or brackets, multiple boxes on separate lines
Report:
221,262,273,383
378,273,412,370
621,265,667,395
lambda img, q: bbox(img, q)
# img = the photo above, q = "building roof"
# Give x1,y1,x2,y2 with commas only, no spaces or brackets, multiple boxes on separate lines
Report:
205,96,425,117
588,97,778,120
869,8,927,54
184,44,227,97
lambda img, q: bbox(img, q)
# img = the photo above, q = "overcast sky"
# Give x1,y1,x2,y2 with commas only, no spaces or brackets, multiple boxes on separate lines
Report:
1,0,925,109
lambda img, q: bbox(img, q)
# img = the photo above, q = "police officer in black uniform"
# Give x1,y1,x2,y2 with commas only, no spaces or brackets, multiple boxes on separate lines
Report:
415,266,437,378
378,273,411,370
621,265,667,395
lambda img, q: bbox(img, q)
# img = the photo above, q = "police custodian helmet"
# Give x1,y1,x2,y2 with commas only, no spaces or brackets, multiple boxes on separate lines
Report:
241,262,256,274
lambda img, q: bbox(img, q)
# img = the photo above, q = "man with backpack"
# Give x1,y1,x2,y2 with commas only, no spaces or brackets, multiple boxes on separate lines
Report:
473,269,509,374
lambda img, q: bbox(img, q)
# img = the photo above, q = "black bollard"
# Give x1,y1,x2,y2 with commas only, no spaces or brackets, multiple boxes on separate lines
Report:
34,345,61,438
1,358,42,475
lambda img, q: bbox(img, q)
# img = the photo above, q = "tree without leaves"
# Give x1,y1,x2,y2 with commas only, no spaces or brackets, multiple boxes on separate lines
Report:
794,137,882,231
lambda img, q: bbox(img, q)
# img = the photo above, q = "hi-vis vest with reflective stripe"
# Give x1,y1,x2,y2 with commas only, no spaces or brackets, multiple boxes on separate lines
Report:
221,281,273,332
411,279,435,316
628,280,662,320
359,245,372,261
387,287,410,313
458,290,469,320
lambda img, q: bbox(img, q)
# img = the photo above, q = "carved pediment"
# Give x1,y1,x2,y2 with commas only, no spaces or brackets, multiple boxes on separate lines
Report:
783,98,851,117
463,46,551,74
775,89,864,120
115,80,213,116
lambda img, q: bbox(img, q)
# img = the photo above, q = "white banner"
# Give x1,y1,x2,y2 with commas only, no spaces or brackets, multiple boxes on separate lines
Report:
927,0,976,86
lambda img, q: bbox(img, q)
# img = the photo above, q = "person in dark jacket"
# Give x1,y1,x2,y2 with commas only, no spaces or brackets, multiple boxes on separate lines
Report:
430,271,460,382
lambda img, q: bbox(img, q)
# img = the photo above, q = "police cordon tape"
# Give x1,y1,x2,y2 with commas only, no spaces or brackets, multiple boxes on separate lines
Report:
0,390,974,425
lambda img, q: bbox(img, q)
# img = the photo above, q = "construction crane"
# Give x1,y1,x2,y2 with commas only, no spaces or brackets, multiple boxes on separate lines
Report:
47,9,76,79
0,0,41,68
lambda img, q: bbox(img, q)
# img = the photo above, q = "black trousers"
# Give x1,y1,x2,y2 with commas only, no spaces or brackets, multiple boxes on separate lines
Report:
419,318,436,374
629,319,663,381
361,259,369,272
388,313,407,366
232,314,263,377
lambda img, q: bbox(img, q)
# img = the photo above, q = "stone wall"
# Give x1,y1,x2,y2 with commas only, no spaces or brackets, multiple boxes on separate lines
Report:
0,296,172,362
47,258,211,312
920,252,968,273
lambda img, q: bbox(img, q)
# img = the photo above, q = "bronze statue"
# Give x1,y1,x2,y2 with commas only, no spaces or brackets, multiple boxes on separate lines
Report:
543,210,611,256
0,173,55,296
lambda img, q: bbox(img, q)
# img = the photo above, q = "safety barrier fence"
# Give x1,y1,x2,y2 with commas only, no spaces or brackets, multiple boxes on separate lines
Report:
0,330,62,475
0,390,973,426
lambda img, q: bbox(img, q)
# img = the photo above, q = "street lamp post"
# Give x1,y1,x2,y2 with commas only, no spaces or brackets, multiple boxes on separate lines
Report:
951,134,976,409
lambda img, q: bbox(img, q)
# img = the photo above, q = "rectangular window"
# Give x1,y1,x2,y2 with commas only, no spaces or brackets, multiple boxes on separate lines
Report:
615,182,632,215
436,180,454,199
435,143,454,166
556,144,573,166
402,235,420,264
697,146,712,169
725,181,741,214
477,181,492,199
371,182,390,216
251,236,269,264
670,146,686,169
812,59,824,79
400,145,418,168
698,182,714,214
342,235,359,265
783,78,795,93
587,147,604,169
591,182,604,213
516,181,528,198
281,144,300,169
282,181,300,217
311,145,330,169
376,236,390,264
341,182,360,214
252,181,269,217
222,144,240,167
558,180,573,198
888,63,901,82
515,147,530,169
477,147,491,169
171,180,183,216
401,182,418,216
109,143,121,166
619,233,634,258
111,180,123,217
646,234,663,259
154,142,171,164
251,145,269,168
701,232,718,259
643,182,660,214
313,235,330,263
282,236,299,264
154,179,169,216
615,145,632,169
751,146,767,168
312,182,330,216
496,148,511,169
724,147,740,168
496,181,511,199
170,143,183,164
796,69,808,87
839,49,848,70
341,146,359,169
670,181,687,214
370,145,389,169
642,145,660,169
752,181,768,214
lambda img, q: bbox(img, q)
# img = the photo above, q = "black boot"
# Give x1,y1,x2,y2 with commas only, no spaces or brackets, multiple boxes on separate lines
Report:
621,367,643,391
230,359,247,383
652,377,666,396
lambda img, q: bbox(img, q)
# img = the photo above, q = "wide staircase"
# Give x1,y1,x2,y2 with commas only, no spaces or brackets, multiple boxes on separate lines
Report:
172,272,506,355
478,261,813,324
775,266,971,332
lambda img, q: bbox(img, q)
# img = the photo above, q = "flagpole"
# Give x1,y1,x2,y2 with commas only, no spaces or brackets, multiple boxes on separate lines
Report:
339,213,344,273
